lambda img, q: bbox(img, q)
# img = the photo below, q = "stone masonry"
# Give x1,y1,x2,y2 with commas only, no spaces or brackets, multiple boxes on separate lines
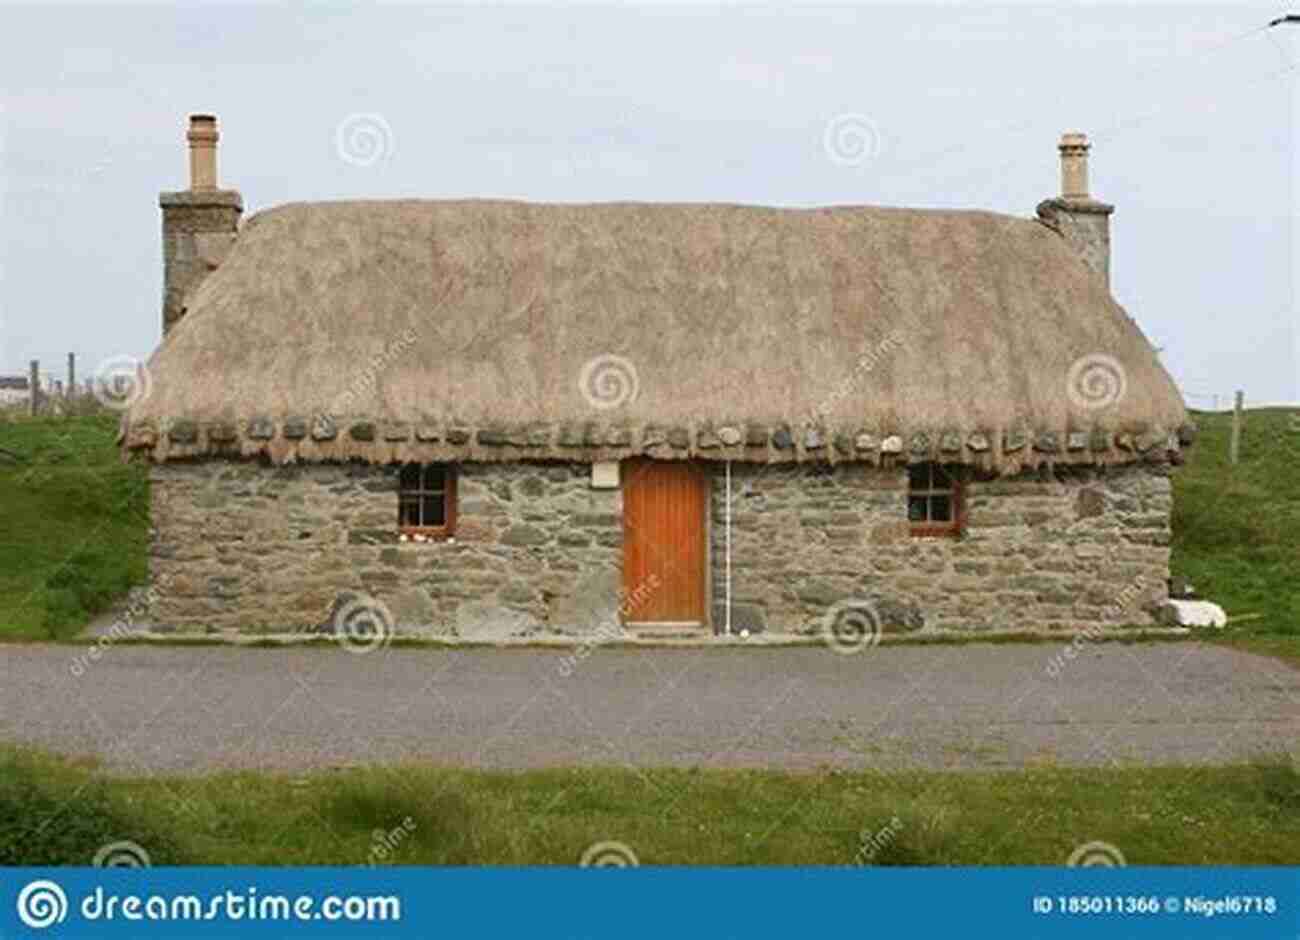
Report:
712,461,1171,635
1036,196,1114,287
150,461,622,638
150,458,1171,637
159,190,242,334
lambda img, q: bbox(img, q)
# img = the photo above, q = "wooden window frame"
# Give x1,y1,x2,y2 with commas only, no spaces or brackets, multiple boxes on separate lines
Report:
908,462,965,538
398,464,457,540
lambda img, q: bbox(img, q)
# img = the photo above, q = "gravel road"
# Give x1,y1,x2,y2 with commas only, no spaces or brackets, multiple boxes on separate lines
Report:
1,641,1295,775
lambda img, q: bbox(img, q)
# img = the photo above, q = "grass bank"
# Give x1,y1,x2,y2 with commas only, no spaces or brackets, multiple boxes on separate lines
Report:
2,746,1297,866
0,416,148,639
1172,407,1299,635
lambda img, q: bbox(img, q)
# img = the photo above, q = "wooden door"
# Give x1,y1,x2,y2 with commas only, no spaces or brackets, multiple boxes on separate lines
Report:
621,460,708,625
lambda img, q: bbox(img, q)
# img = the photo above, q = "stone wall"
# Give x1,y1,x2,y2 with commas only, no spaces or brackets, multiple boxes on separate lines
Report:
159,190,242,334
710,462,1171,635
150,458,1172,637
149,461,622,638
1036,197,1113,288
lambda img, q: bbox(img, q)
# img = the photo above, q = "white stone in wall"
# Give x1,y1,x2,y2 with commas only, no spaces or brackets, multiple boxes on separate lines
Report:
1163,599,1227,628
591,461,619,489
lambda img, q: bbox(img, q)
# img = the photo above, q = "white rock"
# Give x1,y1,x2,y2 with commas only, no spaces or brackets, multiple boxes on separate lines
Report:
1165,599,1227,628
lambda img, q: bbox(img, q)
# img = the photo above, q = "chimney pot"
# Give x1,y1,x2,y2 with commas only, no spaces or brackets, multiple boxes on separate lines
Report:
186,113,220,190
1058,131,1090,201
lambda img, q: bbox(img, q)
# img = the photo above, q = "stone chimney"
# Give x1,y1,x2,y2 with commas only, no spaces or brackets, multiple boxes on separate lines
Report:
159,114,242,335
1036,132,1115,288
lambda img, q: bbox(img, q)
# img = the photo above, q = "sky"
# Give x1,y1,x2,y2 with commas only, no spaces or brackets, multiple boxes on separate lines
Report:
1,1,1296,409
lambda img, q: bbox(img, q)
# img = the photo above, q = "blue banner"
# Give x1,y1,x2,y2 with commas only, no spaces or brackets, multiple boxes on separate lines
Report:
1,867,1295,938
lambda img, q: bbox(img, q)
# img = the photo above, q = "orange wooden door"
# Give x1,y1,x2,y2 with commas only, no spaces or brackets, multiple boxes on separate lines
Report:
622,460,708,625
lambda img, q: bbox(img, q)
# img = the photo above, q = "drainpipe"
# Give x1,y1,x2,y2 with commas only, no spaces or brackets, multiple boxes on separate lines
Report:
725,460,733,636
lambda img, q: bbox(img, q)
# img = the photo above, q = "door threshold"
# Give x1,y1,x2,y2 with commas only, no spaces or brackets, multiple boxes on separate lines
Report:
627,621,708,638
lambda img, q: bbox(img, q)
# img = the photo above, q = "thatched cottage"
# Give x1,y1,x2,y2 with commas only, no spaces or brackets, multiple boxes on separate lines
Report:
122,115,1191,643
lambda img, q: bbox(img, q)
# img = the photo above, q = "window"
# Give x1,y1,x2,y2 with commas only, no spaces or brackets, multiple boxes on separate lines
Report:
398,464,456,538
908,463,963,536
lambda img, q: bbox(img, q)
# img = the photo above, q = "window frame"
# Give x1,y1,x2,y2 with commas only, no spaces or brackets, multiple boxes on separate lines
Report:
907,462,965,538
397,463,457,540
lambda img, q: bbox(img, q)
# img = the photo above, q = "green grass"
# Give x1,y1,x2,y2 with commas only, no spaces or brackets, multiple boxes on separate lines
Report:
1,745,1296,865
0,415,149,639
0,748,185,866
1172,407,1300,636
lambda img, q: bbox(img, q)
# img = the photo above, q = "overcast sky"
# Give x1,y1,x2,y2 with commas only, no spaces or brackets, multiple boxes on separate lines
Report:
2,2,1296,409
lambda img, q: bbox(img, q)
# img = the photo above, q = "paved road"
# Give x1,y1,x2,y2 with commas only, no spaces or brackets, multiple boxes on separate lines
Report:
1,642,1296,775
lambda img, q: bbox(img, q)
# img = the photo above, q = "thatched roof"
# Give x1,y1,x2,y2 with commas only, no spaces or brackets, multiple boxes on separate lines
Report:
124,199,1189,470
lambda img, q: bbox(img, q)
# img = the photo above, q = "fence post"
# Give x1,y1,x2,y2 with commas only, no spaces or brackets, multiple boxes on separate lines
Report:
67,353,76,403
28,359,39,417
1229,390,1244,465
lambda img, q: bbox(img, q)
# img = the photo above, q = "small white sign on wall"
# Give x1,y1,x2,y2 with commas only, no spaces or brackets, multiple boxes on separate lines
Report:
591,461,620,489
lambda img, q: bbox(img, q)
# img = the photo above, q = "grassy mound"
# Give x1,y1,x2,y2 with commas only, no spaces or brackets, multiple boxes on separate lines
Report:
0,416,148,639
1172,408,1300,635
